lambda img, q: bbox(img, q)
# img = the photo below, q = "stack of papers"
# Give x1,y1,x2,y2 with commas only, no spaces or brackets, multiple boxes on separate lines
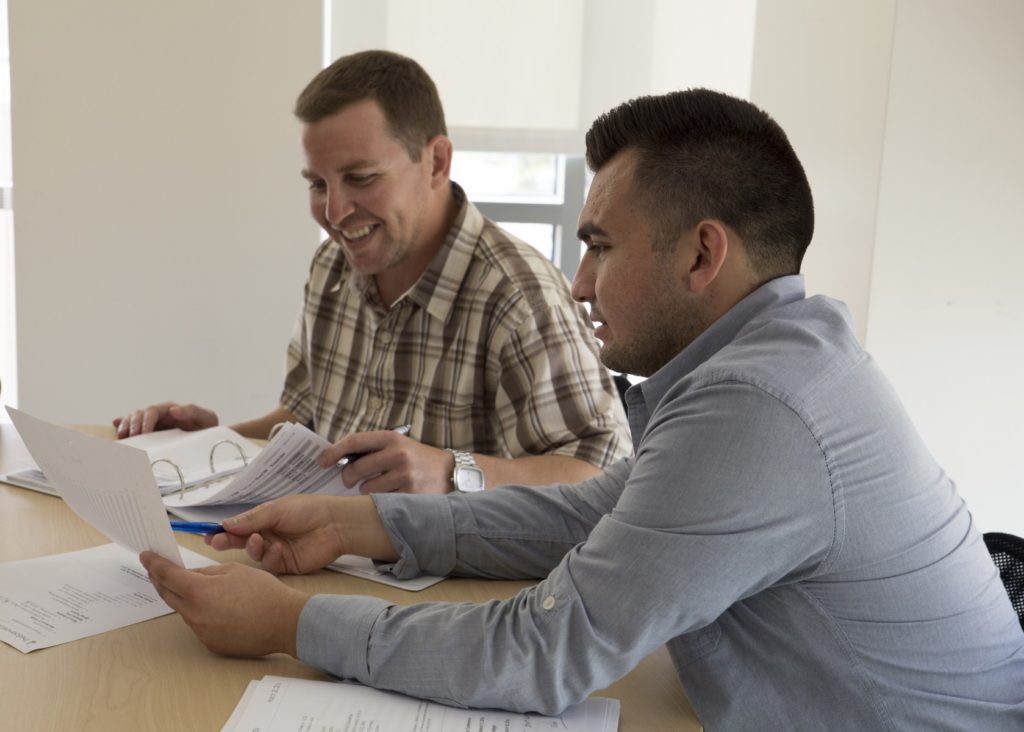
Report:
222,675,620,732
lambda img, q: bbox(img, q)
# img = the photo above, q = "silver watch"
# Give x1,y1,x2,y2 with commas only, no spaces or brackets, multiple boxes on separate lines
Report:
447,449,485,493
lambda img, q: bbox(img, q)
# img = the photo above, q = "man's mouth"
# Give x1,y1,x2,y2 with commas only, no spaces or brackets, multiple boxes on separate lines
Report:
339,223,377,242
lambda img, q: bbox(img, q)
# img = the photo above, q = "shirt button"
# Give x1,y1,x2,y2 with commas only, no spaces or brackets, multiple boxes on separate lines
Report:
379,331,392,344
370,397,383,411
542,595,556,611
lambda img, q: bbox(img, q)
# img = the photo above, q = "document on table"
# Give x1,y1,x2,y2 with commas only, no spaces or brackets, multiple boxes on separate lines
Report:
163,422,356,509
8,407,187,565
0,543,216,653
221,675,620,732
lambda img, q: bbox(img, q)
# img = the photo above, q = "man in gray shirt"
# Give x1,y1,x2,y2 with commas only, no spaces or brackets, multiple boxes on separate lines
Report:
142,89,1024,730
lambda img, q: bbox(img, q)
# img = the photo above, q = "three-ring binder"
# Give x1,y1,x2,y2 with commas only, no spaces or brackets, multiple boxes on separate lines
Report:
150,439,250,499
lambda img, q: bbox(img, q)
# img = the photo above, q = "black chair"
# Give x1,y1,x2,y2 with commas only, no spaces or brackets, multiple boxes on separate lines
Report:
984,532,1024,630
612,373,632,414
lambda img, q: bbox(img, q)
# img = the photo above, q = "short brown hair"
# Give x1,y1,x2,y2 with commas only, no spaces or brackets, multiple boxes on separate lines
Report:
294,50,447,162
586,89,814,277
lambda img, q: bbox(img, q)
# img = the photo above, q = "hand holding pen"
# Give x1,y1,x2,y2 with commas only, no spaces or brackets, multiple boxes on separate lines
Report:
317,424,455,495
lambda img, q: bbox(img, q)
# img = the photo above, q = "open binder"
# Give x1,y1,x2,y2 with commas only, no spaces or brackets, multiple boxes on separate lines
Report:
2,426,260,498
160,421,357,509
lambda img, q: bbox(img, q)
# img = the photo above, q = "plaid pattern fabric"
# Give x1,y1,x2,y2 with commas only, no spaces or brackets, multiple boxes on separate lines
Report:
280,185,629,468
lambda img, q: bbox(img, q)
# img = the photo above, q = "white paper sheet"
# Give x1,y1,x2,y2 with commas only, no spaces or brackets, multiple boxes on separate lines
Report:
7,408,186,566
221,675,620,732
326,555,445,592
163,422,356,509
0,543,216,653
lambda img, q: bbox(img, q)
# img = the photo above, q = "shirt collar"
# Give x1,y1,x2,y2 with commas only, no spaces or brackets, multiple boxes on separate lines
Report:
626,274,808,447
406,182,482,324
344,182,480,323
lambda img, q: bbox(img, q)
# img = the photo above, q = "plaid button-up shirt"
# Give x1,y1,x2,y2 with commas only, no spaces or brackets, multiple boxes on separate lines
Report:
280,185,629,468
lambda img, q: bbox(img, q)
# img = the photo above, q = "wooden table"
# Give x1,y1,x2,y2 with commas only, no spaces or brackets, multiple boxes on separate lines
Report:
0,423,701,730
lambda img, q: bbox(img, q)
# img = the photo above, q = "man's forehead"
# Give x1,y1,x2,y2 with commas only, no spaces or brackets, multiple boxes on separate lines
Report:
579,152,638,229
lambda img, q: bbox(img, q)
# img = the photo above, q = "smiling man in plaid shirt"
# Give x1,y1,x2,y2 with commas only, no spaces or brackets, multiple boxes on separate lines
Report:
114,50,629,494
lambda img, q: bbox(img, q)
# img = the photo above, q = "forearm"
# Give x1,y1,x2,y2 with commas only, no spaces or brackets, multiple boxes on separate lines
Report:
334,496,401,562
229,406,301,440
474,453,603,488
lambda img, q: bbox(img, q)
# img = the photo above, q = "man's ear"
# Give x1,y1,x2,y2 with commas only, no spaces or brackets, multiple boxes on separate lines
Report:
686,220,729,293
426,135,453,189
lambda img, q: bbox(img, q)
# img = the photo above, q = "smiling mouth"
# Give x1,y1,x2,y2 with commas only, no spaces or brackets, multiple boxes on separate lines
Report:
338,223,378,243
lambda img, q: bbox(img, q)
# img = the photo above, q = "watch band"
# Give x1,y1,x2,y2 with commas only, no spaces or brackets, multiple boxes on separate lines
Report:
446,449,484,492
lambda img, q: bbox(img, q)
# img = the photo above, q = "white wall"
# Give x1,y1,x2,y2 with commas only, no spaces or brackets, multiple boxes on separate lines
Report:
9,0,322,425
752,0,1023,535
750,0,897,342
6,1,1022,533
867,0,1024,535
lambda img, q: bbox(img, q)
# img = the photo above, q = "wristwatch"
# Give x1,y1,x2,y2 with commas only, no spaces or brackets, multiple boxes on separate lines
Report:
447,449,485,493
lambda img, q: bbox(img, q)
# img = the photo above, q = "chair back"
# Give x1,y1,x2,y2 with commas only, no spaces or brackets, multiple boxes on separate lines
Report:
984,532,1024,630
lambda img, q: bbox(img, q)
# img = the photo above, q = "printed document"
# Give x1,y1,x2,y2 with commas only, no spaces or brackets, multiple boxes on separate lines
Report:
221,675,620,732
0,543,216,653
8,408,188,565
163,422,355,509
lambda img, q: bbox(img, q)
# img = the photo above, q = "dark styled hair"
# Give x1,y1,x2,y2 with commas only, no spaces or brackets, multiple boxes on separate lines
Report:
294,50,447,162
585,89,814,276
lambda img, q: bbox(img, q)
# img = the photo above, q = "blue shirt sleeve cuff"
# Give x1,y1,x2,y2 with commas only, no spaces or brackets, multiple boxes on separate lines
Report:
296,594,392,681
371,493,458,578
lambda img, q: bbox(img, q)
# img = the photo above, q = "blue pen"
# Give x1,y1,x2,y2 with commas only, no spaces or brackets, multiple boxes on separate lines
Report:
338,424,412,466
170,520,225,535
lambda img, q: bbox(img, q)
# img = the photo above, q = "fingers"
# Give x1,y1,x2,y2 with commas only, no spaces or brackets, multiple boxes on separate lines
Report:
139,550,189,610
113,402,218,438
318,429,404,468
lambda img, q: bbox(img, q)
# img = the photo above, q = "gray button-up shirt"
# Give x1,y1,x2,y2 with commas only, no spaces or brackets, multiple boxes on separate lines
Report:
297,275,1024,730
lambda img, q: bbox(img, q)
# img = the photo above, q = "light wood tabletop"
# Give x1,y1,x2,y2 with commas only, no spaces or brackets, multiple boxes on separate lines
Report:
0,423,701,731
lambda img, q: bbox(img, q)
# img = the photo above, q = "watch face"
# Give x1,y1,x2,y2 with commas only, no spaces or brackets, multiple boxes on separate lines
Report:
457,467,485,492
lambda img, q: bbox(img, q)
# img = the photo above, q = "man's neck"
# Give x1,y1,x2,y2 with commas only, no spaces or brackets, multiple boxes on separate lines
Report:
374,187,460,307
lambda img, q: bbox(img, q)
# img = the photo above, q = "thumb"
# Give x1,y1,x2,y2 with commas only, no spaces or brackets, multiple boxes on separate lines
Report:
222,503,276,535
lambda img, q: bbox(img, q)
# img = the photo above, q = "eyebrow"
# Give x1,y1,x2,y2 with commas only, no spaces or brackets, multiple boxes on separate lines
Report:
300,161,377,179
576,222,608,243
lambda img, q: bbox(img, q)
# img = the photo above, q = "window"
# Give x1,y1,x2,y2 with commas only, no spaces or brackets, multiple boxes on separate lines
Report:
451,151,587,278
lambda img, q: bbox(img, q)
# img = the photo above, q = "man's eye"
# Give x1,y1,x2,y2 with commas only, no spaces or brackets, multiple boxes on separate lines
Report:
588,244,608,257
307,179,326,192
347,174,376,186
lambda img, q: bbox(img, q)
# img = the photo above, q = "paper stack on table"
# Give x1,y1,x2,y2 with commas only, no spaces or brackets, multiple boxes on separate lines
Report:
0,408,218,653
222,675,620,732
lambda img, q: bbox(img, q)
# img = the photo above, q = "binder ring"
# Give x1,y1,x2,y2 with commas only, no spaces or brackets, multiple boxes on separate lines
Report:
209,439,248,474
150,458,187,500
268,422,286,441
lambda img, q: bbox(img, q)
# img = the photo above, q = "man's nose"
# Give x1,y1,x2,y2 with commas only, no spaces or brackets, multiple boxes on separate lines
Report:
570,261,594,303
324,188,356,227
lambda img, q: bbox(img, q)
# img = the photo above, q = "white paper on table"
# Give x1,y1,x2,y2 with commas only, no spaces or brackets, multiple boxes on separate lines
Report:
167,505,447,593
220,675,621,732
163,422,357,509
326,555,445,592
0,543,217,653
7,408,185,566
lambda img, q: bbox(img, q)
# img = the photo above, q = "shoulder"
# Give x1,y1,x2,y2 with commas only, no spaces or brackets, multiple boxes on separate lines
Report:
466,213,578,312
696,296,868,407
